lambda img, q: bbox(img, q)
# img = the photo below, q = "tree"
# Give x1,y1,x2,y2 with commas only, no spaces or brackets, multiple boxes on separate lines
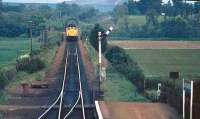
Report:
137,0,162,14
38,5,53,19
146,9,159,27
113,4,128,22
0,0,2,11
125,0,140,15
78,7,98,21
89,24,107,52
160,17,189,38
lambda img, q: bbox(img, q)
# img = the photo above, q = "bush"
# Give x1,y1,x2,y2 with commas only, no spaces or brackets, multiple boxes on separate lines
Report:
105,46,145,92
0,71,9,89
17,58,45,73
89,24,107,53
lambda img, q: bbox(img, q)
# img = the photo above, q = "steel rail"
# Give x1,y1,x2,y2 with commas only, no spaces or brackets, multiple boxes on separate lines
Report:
38,49,69,119
63,92,81,119
58,50,69,119
76,48,86,119
63,48,86,119
38,93,61,119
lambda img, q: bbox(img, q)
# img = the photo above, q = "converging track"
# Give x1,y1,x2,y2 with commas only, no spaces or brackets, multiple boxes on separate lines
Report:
38,41,94,119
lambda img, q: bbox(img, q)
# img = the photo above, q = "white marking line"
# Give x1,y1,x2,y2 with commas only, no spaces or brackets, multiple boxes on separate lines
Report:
58,50,69,119
95,101,103,119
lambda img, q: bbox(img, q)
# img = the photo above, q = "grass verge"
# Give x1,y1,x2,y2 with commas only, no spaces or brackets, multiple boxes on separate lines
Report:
102,66,147,102
85,41,147,102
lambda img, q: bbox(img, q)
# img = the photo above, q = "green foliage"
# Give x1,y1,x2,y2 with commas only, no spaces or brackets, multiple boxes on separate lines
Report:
105,46,145,91
89,24,107,52
0,91,8,104
160,17,189,38
102,66,147,102
113,4,128,22
0,71,9,89
78,7,98,22
111,0,200,39
86,39,147,102
0,15,27,37
17,58,45,73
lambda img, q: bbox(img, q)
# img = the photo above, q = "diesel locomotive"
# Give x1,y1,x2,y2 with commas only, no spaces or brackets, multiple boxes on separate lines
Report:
64,24,79,41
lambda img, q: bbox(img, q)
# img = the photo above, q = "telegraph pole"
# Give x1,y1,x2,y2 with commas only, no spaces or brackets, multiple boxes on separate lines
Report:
183,78,185,119
28,21,33,57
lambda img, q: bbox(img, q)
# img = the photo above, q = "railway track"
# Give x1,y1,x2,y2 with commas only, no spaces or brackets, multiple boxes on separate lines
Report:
38,42,95,119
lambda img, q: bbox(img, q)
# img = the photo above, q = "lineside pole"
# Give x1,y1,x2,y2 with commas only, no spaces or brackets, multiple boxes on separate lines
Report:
190,80,193,119
98,32,102,95
183,78,185,119
28,21,33,56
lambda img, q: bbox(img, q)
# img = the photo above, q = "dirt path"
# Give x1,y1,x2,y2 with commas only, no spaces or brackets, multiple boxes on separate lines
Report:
109,40,200,49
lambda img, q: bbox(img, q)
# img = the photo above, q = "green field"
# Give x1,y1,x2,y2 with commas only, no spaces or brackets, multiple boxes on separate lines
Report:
0,37,40,68
126,49,200,79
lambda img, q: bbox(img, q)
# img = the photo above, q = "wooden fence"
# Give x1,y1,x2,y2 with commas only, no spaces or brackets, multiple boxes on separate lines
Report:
160,80,200,119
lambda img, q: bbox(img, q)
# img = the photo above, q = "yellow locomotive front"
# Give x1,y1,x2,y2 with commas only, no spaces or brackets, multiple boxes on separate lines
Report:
65,24,79,41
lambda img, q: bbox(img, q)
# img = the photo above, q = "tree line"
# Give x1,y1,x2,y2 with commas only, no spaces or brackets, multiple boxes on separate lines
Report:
0,2,99,37
112,0,200,39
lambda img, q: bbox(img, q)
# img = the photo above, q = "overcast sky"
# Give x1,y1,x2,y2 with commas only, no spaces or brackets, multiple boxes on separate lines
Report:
3,0,171,4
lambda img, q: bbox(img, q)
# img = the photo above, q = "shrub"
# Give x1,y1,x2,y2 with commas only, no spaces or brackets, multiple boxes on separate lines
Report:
0,71,9,89
17,58,45,73
89,24,107,53
105,46,145,91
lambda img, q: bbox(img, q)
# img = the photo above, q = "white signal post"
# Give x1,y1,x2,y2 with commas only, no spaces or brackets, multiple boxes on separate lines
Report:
183,78,185,119
98,32,102,83
98,27,113,96
190,80,194,119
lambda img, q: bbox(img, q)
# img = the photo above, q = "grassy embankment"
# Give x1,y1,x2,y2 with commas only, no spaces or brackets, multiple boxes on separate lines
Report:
0,31,61,104
85,41,147,102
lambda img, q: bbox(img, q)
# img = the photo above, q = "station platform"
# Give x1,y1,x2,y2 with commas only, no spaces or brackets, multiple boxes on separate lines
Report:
95,101,178,119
